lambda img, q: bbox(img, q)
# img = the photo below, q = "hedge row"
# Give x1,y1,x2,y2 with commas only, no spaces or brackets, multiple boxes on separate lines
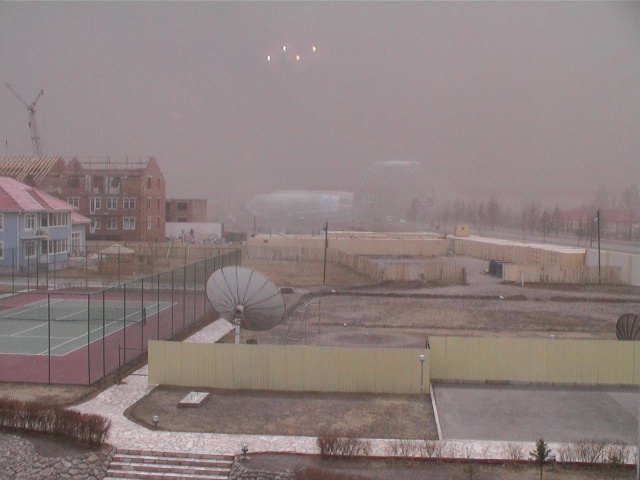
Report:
0,399,110,445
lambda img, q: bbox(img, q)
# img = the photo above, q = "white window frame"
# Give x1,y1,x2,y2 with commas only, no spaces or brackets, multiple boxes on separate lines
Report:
90,197,101,214
25,213,36,230
25,240,36,258
123,197,136,210
0,241,4,260
123,217,136,230
91,217,101,231
47,239,67,255
106,197,118,210
147,197,151,210
67,197,80,208
47,212,69,227
40,213,49,228
71,232,81,253
107,217,118,230
147,216,152,230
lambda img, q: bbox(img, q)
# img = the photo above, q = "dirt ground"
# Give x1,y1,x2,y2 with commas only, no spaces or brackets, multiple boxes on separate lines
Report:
233,258,640,347
128,386,437,440
246,454,634,479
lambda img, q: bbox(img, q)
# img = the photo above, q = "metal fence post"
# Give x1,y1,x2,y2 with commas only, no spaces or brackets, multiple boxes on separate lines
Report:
171,269,174,337
157,273,160,340
87,294,91,385
102,290,106,379
48,293,51,384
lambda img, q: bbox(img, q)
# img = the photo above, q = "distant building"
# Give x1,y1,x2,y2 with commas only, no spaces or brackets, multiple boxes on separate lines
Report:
0,176,87,269
0,156,167,242
165,199,207,223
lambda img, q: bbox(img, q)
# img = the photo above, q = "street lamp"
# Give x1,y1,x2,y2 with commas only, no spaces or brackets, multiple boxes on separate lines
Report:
419,354,425,402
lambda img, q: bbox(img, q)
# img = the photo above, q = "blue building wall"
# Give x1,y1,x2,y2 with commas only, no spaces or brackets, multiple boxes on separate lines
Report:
0,211,74,268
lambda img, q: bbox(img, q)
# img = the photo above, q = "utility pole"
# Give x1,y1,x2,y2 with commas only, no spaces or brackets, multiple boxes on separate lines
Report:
596,209,601,285
322,221,328,285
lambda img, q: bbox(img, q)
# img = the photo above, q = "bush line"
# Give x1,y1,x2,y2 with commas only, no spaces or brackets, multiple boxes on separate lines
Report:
0,399,110,446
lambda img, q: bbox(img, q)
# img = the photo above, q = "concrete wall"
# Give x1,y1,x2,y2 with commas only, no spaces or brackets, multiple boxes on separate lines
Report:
586,249,640,287
430,336,640,386
452,236,585,267
248,234,449,257
502,264,622,285
148,342,430,394
244,246,465,284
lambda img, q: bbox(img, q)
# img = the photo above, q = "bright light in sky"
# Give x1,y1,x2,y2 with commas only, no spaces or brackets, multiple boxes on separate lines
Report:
282,45,287,52
266,55,271,61
311,45,317,52
295,54,300,61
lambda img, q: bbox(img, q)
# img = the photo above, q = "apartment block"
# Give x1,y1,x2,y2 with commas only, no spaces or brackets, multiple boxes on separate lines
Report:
43,158,167,242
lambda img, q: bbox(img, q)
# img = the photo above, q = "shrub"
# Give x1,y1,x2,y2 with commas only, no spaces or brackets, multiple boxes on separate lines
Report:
316,429,371,459
421,439,444,459
0,399,110,445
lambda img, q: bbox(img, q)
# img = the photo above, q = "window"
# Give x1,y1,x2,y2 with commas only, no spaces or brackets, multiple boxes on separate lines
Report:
123,217,136,230
25,213,36,230
157,198,160,209
41,213,48,228
90,197,101,213
25,241,36,258
107,217,118,230
147,176,152,188
0,213,4,231
147,198,151,210
46,239,67,255
91,217,101,231
0,241,3,260
106,198,118,210
47,213,69,227
147,216,152,230
71,232,81,253
177,202,188,211
123,197,136,210
67,197,80,208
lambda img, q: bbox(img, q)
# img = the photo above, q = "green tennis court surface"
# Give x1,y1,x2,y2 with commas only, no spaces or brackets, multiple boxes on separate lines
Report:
0,299,173,355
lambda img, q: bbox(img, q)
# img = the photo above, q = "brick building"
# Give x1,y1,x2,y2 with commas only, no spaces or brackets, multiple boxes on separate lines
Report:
165,199,208,223
0,156,166,242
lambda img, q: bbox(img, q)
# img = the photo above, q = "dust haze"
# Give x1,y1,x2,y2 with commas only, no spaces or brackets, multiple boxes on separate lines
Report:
1,2,639,215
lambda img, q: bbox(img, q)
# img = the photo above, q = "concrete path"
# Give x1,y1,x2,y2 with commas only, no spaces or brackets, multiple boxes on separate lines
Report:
72,319,613,461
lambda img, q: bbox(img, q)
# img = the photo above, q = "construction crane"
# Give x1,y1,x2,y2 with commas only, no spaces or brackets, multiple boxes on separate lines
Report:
5,83,44,156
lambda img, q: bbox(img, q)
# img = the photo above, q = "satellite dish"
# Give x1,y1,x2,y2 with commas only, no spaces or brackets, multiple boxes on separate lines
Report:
616,314,640,341
206,266,286,344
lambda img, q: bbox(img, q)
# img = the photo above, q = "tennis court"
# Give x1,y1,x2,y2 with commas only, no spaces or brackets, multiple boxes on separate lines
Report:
0,298,173,356
0,249,242,385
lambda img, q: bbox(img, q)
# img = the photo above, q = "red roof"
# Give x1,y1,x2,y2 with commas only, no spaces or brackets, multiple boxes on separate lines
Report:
71,211,91,224
0,177,75,212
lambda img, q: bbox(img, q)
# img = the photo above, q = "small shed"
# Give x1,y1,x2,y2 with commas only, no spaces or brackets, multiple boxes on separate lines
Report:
98,244,136,276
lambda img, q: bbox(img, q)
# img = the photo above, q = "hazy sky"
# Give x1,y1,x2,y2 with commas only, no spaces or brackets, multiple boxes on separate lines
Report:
1,1,639,205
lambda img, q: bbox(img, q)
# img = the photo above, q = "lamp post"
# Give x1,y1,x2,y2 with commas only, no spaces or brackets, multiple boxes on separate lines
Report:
419,354,425,402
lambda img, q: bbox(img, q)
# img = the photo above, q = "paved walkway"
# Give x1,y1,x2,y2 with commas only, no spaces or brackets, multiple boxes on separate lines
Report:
73,319,566,460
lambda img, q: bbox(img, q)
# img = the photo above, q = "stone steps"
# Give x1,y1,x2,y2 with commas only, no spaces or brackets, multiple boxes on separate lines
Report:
104,449,233,480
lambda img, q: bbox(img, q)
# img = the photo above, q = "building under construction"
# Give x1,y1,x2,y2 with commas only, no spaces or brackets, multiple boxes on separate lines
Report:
0,156,166,242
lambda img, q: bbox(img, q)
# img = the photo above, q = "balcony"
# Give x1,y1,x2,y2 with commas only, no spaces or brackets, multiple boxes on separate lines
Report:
22,228,49,239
